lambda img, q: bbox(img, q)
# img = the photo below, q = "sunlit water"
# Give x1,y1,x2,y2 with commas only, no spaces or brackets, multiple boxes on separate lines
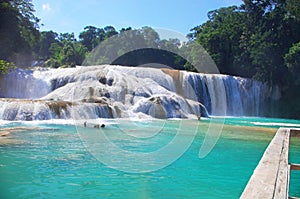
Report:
0,117,299,198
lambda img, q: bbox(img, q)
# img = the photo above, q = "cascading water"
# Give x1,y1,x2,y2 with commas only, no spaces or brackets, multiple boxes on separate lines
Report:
0,68,52,98
0,65,269,121
0,99,113,121
182,73,267,116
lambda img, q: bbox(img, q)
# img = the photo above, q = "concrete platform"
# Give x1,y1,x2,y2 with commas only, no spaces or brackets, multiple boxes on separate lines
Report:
241,128,300,199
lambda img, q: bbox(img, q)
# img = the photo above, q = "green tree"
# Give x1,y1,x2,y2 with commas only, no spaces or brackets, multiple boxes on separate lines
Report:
73,42,88,65
0,59,16,74
60,42,76,67
285,42,300,85
0,0,40,66
58,32,76,43
191,6,248,75
37,31,58,60
141,26,160,48
79,26,105,51
47,38,88,68
103,25,118,39
49,42,63,64
286,0,300,19
120,27,132,33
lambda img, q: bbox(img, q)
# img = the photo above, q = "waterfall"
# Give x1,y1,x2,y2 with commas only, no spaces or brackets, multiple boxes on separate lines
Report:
0,65,269,121
0,99,113,120
182,72,267,116
0,68,52,98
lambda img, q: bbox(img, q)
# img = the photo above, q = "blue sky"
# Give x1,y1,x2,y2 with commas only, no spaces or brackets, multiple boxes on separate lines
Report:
32,0,243,37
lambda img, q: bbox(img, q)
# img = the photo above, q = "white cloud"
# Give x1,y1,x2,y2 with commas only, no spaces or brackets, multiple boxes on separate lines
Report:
42,3,51,11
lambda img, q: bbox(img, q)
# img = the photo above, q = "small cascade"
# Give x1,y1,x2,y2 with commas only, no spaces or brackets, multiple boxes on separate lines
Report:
0,68,52,98
0,65,270,120
0,100,52,120
182,72,268,116
182,72,211,111
0,99,113,121
131,95,206,119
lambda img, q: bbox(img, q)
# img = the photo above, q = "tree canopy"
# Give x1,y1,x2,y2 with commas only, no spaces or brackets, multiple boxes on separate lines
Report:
0,0,39,67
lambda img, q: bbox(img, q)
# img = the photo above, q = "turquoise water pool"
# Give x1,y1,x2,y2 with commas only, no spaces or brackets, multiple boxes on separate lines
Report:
0,117,299,198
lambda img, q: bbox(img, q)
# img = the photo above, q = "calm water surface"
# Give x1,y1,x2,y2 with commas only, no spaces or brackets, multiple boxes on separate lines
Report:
0,117,299,198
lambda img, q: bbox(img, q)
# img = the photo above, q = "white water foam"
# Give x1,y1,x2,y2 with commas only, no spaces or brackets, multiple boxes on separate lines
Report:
0,65,269,120
251,122,300,128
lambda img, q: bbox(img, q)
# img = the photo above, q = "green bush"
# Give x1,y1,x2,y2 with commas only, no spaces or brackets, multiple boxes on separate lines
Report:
42,58,60,68
0,60,16,75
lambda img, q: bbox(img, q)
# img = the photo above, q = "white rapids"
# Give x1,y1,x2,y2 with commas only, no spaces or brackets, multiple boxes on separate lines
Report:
0,65,268,120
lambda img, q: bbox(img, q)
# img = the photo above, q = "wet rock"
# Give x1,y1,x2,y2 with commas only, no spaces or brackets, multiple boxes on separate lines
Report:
99,76,114,86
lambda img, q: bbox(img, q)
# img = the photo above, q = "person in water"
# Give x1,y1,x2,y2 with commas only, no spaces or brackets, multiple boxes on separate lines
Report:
85,122,105,128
